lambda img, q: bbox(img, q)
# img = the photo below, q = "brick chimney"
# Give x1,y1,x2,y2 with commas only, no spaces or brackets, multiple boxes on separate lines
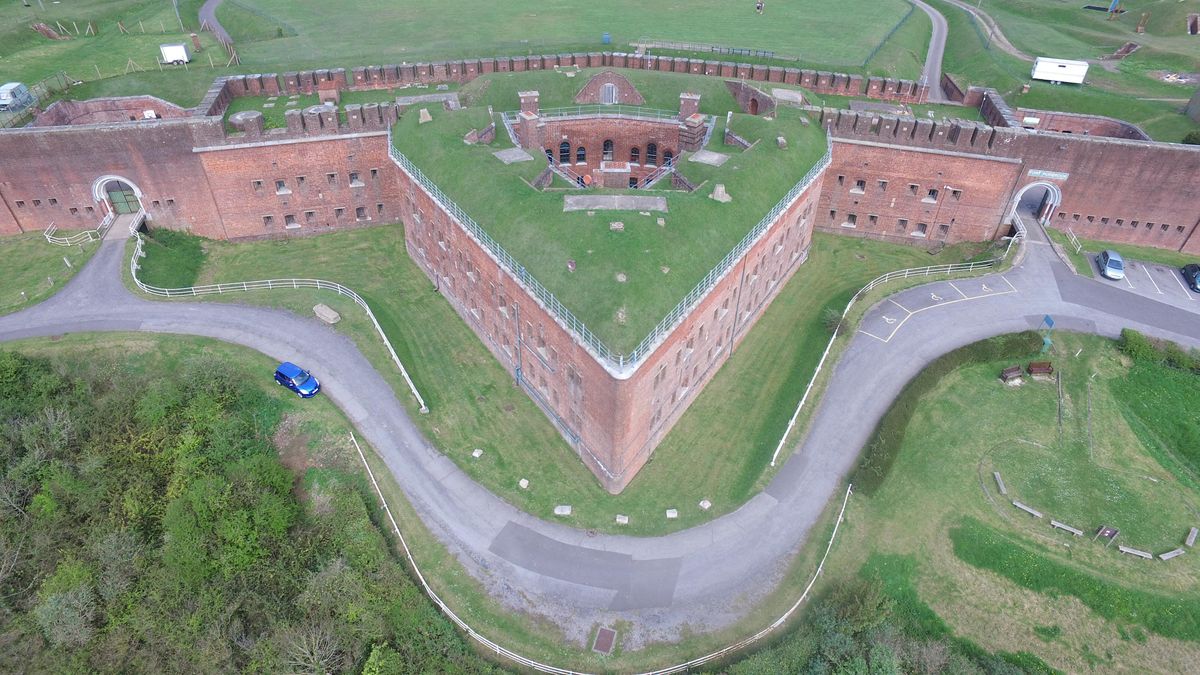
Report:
519,90,540,115
679,92,701,119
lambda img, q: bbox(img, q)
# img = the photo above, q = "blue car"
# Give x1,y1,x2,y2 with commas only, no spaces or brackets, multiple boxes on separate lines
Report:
274,361,320,398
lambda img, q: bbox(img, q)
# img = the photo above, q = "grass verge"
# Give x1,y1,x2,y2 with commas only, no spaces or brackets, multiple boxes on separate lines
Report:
0,233,96,315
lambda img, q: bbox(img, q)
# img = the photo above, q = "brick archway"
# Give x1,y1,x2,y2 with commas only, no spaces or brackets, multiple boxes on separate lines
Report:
1006,180,1062,226
91,175,145,217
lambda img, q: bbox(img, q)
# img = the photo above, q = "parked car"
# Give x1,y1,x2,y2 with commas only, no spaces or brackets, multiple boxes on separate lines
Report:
1097,249,1125,281
274,361,320,397
1183,264,1200,293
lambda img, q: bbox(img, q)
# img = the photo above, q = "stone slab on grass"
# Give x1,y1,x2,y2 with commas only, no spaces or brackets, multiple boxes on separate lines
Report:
688,149,730,167
563,195,667,213
313,303,341,324
418,108,433,124
771,88,806,105
554,505,572,516
493,147,534,164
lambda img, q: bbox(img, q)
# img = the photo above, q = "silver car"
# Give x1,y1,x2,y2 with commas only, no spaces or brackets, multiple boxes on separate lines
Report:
1097,249,1125,281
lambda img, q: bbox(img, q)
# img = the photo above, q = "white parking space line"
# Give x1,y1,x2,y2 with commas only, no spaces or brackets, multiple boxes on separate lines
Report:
1123,273,1135,290
1168,268,1195,301
1001,275,1018,293
1141,266,1163,295
859,280,1018,344
888,298,911,313
948,281,968,299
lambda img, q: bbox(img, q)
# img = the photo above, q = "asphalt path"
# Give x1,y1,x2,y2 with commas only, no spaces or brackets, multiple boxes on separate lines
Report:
909,0,950,102
199,0,232,45
2,218,1198,653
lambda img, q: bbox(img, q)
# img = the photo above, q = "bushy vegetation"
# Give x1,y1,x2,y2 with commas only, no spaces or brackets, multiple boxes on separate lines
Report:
850,331,1043,494
725,556,1054,674
950,516,1200,642
0,349,496,673
137,227,207,288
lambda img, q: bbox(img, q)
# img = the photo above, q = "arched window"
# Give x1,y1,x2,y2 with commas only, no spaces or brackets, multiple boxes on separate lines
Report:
601,83,617,105
559,141,570,164
544,148,553,162
630,147,640,164
602,139,614,161
576,145,586,163
646,143,658,166
663,150,674,166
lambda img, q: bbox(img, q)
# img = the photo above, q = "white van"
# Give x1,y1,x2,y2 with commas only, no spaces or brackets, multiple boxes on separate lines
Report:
0,82,34,112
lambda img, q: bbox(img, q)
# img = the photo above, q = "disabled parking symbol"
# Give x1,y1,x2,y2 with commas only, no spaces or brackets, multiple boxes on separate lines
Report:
930,292,943,302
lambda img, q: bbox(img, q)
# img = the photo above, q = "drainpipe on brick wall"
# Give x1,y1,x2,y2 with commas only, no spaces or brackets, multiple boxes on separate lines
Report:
727,250,752,359
0,184,25,234
514,302,524,386
1181,215,1200,254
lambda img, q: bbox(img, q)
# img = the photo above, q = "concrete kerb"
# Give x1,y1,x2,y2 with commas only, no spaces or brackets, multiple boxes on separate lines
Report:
125,216,429,414
354,418,855,675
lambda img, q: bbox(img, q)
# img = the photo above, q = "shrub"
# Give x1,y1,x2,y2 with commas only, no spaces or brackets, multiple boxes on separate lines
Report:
1183,131,1200,146
1118,328,1157,363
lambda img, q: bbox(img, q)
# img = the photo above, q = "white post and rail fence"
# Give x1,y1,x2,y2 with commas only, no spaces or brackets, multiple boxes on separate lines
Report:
125,212,428,413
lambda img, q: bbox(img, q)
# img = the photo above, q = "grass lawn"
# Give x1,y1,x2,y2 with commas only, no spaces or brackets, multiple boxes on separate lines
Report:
926,0,1200,143
821,332,1200,672
132,224,978,534
0,233,96,315
394,73,828,352
226,0,913,71
223,87,407,130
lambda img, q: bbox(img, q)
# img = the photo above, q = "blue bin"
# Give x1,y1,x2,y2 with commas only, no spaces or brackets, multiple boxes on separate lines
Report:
601,32,611,45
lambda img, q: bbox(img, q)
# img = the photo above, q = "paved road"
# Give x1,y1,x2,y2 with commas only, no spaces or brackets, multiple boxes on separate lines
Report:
199,0,232,45
939,0,1033,62
3,219,1197,656
910,0,950,102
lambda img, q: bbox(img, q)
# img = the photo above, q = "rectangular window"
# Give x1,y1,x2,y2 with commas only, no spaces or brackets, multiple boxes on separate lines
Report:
1072,213,1080,222
914,222,928,237
837,175,845,187
48,198,57,206
1161,223,1169,232
376,203,384,216
908,184,918,196
262,215,274,227
275,179,290,195
349,172,364,187
69,207,78,215
152,200,161,208
1086,215,1094,223
85,206,94,214
1130,220,1139,228
1100,217,1109,225
304,210,316,224
844,213,858,227
868,214,878,225
1145,222,1154,229
896,218,908,232
938,223,950,237
14,200,24,208
296,175,306,187
327,172,338,186
32,199,41,207
924,188,939,203
284,214,298,228
355,206,367,220
877,180,888,192
829,209,837,222
334,207,345,220
370,168,379,180
851,179,866,194
1115,218,1124,226
252,180,263,192
166,199,174,207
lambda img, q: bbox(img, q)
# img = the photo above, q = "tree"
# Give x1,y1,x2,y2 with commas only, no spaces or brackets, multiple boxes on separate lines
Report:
34,585,96,647
1183,131,1200,145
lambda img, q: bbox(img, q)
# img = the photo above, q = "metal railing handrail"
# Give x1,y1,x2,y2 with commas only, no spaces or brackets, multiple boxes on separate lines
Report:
127,212,428,413
503,105,682,123
388,126,833,374
43,211,116,246
768,218,1026,468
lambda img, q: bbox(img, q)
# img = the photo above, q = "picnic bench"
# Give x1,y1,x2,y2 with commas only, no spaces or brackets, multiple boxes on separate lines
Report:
1027,361,1054,376
1187,527,1197,548
1051,520,1083,536
1000,365,1023,383
1118,545,1153,559
1013,501,1043,518
1159,548,1186,561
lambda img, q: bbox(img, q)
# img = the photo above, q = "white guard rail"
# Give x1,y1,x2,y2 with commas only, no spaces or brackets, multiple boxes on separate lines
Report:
128,216,428,413
43,211,116,246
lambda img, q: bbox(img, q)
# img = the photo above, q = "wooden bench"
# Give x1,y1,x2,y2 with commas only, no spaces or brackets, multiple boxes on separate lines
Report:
993,471,1008,495
1159,548,1186,561
1187,527,1198,548
1118,545,1153,559
1013,501,1043,518
1000,366,1023,383
1051,520,1083,536
1027,361,1054,376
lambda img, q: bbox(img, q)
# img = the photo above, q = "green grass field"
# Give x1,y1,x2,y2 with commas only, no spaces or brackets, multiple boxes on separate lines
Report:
132,224,980,534
822,332,1200,672
928,0,1200,142
0,233,96,315
394,70,828,351
225,0,913,71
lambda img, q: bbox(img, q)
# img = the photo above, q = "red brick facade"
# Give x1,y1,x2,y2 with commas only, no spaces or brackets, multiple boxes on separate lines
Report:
2,62,1198,490
573,71,645,105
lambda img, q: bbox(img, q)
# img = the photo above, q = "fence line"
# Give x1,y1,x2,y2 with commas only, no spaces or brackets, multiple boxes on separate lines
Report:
861,3,916,67
389,126,832,373
769,219,1026,467
43,211,116,246
126,213,428,413
350,427,855,675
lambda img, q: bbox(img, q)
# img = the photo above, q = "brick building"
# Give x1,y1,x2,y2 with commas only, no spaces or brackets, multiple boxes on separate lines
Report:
1,54,1197,490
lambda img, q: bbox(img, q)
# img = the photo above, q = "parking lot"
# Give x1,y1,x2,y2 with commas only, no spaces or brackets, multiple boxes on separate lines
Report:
1083,253,1199,311
859,275,1019,343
